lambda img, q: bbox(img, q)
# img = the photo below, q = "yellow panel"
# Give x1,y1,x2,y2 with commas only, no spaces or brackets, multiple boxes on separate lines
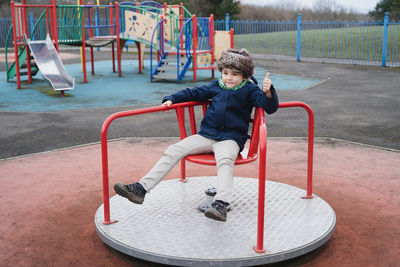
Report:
214,31,231,60
197,54,212,66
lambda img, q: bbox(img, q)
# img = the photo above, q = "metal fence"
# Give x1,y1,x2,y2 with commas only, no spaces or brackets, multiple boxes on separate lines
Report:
2,12,400,67
215,12,400,67
0,17,12,47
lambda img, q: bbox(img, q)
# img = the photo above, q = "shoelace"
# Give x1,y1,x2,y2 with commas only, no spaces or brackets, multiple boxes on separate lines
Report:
214,201,227,213
126,183,144,195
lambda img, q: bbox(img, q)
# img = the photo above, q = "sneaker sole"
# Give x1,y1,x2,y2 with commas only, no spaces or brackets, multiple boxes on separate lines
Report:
199,202,231,212
204,209,227,222
114,183,144,204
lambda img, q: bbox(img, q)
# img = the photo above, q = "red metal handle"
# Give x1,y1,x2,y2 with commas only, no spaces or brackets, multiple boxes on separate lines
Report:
100,100,315,257
278,101,314,198
101,102,209,224
254,101,314,253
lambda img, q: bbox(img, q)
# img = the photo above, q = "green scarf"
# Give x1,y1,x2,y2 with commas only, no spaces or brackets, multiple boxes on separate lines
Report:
218,77,247,91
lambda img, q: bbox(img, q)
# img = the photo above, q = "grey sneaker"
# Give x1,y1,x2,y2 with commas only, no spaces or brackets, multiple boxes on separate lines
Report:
204,200,228,222
199,188,231,212
114,182,146,204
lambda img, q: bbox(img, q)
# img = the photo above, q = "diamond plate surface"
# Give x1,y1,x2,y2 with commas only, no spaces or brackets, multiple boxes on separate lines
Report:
95,177,336,266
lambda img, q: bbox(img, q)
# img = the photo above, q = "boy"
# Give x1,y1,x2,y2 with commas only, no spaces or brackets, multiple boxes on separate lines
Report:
114,48,279,222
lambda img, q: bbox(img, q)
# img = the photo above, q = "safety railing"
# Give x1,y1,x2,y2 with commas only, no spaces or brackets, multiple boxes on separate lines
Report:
215,13,400,67
100,101,314,253
56,5,84,45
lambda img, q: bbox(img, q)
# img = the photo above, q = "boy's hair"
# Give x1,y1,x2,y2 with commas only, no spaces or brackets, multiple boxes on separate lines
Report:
217,48,254,79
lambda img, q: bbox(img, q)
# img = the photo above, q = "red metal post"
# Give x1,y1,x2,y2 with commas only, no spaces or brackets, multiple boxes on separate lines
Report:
109,3,115,72
179,14,183,50
160,15,165,56
48,2,54,45
180,160,186,182
209,14,215,79
115,1,121,77
11,1,21,89
137,41,142,74
254,114,267,253
80,0,87,83
192,15,197,82
175,108,187,182
188,106,197,135
180,0,184,42
21,0,32,84
101,119,115,225
46,8,50,34
304,105,314,198
51,0,59,52
229,28,234,48
88,3,95,75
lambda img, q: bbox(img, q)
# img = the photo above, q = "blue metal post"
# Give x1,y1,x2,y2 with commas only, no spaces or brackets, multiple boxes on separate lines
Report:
96,7,100,51
297,13,301,62
225,13,229,31
30,12,34,40
382,12,389,67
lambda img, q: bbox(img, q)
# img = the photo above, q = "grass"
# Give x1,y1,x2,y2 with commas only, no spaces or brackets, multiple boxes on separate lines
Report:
234,24,400,63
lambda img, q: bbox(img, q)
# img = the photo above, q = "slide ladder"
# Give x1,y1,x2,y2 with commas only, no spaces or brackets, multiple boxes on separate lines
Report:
6,43,39,82
151,39,192,81
151,14,216,82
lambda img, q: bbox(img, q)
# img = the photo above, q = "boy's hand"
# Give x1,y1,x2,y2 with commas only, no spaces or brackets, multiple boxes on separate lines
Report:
161,100,173,112
263,72,273,98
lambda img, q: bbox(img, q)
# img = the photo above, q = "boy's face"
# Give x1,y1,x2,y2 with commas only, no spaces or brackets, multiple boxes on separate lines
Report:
221,68,245,89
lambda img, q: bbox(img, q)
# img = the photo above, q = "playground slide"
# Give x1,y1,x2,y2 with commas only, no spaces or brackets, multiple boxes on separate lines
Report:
26,34,74,91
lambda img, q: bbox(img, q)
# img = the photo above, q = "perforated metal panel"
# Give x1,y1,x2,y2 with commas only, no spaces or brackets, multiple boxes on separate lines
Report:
95,177,336,266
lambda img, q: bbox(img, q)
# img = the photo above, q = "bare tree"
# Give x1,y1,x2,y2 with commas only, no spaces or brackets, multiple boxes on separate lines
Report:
238,0,366,21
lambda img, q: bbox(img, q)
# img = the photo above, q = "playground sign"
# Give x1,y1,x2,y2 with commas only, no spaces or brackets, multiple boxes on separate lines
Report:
124,10,157,44
197,54,212,66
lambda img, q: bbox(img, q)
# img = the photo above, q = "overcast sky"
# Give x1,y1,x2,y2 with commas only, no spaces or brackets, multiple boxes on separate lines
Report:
240,0,380,13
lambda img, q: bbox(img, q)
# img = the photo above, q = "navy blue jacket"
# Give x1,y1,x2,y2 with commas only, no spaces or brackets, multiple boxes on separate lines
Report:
163,77,279,151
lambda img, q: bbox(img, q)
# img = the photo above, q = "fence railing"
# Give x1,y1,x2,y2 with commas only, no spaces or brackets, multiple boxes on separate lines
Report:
2,12,399,67
215,12,400,67
0,18,12,47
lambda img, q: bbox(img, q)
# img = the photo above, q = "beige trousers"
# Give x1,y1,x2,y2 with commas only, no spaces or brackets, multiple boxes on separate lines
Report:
139,134,240,203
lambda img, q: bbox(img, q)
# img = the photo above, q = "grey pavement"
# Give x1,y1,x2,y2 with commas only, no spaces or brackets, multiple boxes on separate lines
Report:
1,50,399,159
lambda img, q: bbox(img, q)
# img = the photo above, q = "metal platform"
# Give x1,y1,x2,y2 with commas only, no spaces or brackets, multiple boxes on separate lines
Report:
95,177,336,266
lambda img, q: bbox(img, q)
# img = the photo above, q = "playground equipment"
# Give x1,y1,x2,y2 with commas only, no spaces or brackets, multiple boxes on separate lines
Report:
26,34,74,91
95,101,336,265
6,0,121,95
119,2,233,82
5,1,233,94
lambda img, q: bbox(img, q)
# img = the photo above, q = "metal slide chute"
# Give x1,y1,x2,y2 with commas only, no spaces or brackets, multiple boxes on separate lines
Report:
26,34,74,91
